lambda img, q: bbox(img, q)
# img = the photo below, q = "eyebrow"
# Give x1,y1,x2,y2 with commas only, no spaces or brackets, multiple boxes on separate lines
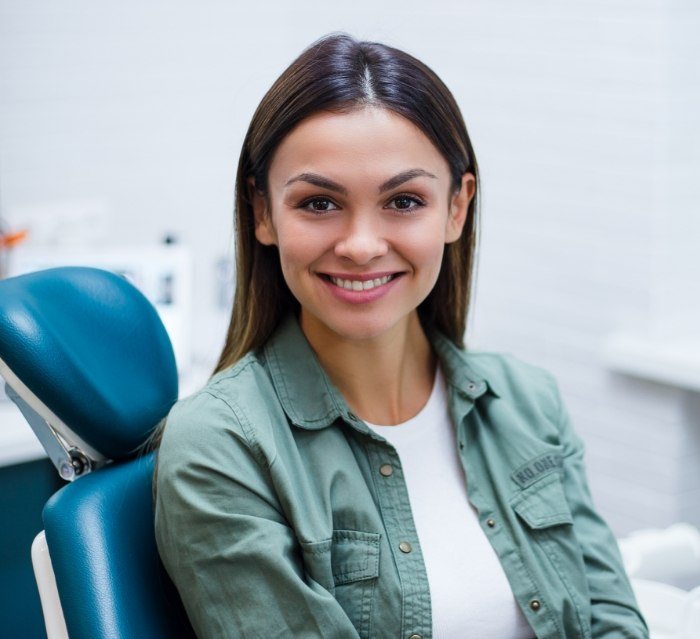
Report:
284,168,438,195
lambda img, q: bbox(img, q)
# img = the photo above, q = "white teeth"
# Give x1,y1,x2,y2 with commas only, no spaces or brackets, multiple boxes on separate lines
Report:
329,275,394,291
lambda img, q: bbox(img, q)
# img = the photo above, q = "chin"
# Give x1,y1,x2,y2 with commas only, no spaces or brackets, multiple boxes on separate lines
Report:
322,313,408,343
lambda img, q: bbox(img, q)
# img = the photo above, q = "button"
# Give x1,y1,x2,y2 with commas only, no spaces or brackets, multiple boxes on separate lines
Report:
399,541,413,553
529,599,541,611
408,635,423,639
379,463,393,476
486,518,496,528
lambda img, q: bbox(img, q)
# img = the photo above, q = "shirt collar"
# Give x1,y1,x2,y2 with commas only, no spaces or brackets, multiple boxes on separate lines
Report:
262,312,500,431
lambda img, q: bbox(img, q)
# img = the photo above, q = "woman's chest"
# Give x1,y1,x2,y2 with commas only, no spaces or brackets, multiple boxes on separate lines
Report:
270,408,590,639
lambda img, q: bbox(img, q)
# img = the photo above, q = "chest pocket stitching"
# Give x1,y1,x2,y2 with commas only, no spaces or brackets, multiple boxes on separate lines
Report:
331,529,381,585
509,471,573,529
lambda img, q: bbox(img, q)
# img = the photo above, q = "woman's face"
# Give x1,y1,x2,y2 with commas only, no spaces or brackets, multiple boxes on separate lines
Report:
251,106,475,343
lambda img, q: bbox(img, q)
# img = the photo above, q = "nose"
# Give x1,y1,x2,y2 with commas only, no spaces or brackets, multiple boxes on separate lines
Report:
333,214,389,265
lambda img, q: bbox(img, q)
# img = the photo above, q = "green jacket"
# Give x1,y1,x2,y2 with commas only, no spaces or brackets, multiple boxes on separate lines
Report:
154,312,649,639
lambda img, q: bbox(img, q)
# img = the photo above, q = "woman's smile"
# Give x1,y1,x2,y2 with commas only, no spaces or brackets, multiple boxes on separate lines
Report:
317,271,406,304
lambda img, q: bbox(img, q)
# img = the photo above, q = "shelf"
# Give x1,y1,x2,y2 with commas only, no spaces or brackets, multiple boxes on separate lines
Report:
603,332,700,393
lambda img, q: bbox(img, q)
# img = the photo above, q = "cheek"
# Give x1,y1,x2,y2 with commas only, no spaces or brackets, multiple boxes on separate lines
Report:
277,242,306,277
274,221,325,273
400,227,447,272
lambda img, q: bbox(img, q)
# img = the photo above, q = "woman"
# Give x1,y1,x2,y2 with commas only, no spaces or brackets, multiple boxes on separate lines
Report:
151,32,649,638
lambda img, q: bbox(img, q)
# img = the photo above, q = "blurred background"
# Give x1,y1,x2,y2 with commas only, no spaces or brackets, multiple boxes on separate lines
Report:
1,0,699,636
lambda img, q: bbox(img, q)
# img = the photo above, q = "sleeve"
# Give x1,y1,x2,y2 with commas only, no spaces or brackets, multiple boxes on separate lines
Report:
549,376,650,639
153,391,361,639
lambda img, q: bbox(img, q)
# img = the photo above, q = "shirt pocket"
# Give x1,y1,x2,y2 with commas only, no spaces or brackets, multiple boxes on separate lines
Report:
509,471,573,529
509,472,592,639
300,529,381,639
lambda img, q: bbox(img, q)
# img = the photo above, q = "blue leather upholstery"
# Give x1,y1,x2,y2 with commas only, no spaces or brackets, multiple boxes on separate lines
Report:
0,267,178,459
0,267,195,638
43,452,196,639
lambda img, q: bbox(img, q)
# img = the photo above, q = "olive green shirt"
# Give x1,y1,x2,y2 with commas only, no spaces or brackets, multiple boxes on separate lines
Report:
154,312,649,639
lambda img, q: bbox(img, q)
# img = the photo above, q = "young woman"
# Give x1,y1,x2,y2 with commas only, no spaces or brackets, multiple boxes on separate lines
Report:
151,32,649,639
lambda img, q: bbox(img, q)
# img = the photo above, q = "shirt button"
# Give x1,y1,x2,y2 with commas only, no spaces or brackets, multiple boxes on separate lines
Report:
529,599,541,611
379,463,393,476
408,635,423,639
399,541,413,553
486,518,496,528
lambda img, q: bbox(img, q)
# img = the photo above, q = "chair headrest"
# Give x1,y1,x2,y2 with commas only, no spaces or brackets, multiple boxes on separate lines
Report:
0,266,178,460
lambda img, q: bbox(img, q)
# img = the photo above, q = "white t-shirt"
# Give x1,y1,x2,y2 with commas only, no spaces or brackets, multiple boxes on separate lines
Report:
363,364,535,639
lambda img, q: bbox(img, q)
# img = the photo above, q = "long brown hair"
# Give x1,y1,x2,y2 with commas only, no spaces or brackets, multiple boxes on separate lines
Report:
144,31,480,457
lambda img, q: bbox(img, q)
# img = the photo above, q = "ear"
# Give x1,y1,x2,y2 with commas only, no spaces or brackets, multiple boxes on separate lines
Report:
445,172,476,244
248,177,277,246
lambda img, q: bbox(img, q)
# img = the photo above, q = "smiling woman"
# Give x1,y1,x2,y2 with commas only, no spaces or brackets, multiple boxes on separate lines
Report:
146,31,649,639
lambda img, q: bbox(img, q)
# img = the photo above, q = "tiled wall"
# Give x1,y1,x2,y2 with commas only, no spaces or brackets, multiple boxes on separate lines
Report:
1,0,698,535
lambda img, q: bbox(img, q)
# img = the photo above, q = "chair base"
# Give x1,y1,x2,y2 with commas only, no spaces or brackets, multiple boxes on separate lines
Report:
31,530,69,639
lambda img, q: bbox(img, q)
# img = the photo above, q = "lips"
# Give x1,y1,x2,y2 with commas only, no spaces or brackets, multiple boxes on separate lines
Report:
331,274,395,291
319,271,404,282
316,271,405,303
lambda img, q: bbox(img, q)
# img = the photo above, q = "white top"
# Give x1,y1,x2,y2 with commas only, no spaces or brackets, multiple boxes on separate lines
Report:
363,364,535,639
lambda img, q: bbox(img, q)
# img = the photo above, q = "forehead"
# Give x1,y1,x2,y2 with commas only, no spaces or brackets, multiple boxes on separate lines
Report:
267,107,450,187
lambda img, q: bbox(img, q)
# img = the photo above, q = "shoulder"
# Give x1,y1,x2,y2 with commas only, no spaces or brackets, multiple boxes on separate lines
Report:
158,350,280,471
462,351,586,453
464,350,561,417
466,350,556,388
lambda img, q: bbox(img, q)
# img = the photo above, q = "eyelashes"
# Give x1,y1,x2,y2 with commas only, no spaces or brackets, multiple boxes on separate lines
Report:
298,193,426,215
385,194,427,214
298,197,337,213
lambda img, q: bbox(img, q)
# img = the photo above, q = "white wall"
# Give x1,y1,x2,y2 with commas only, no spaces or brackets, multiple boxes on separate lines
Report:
1,0,698,535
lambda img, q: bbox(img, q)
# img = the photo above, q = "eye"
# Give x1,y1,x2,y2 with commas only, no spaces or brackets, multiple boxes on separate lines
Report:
299,197,339,214
386,193,425,214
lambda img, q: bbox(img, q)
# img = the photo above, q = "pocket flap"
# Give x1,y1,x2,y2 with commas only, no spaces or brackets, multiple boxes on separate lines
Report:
509,472,574,529
331,529,381,585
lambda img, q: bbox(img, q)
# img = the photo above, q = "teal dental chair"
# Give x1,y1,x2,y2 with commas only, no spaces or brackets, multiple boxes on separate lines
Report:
0,267,197,639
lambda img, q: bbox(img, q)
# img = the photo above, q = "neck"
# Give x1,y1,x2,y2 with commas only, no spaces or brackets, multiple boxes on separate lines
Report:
300,310,437,425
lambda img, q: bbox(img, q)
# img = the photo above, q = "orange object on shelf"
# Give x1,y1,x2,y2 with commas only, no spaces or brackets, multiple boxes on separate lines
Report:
0,229,29,248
